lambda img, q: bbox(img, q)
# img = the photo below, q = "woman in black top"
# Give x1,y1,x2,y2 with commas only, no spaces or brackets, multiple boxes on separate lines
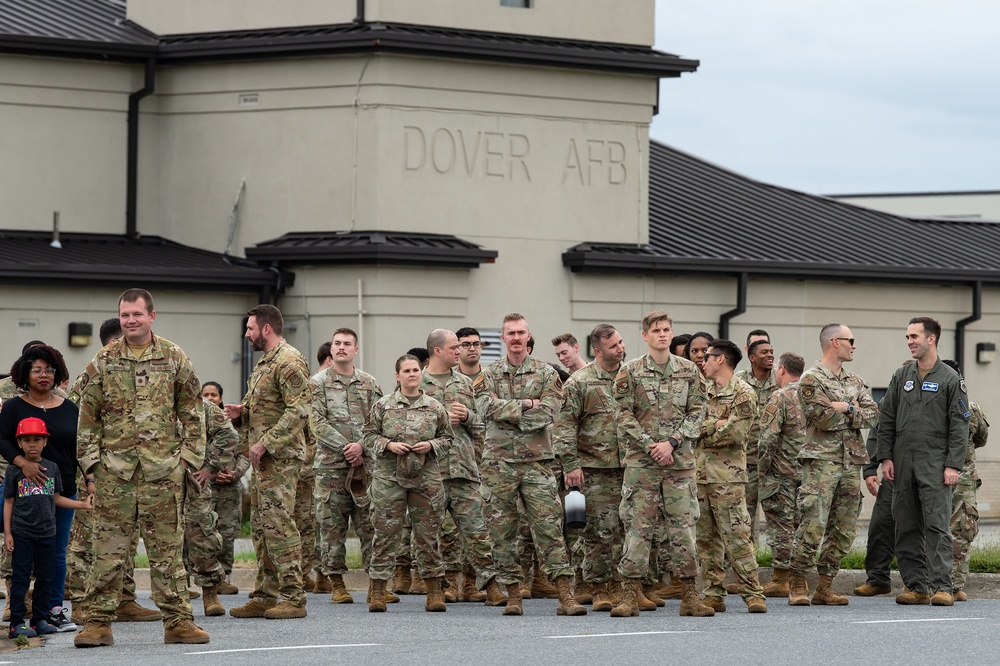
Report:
0,345,88,627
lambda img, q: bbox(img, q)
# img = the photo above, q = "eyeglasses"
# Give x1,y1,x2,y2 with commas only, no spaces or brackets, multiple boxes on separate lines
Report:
30,367,56,376
703,353,722,360
835,337,856,345
460,342,488,350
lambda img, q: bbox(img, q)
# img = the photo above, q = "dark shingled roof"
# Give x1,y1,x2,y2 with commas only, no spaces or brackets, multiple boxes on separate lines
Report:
246,231,498,269
0,230,283,290
0,0,698,77
563,141,1000,286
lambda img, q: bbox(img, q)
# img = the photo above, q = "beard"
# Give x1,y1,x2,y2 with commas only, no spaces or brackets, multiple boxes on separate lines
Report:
249,333,266,352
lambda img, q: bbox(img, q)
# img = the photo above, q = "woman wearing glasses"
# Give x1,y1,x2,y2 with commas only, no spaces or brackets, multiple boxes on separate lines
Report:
0,344,84,632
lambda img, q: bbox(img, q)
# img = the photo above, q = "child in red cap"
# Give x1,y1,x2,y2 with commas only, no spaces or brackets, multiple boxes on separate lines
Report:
3,417,92,638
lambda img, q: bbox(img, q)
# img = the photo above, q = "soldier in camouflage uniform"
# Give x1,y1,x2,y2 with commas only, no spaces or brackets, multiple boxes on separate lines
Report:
226,305,311,620
422,330,506,605
310,327,382,604
756,352,805,597
362,354,452,612
553,324,627,613
184,398,245,616
735,335,776,547
696,339,766,613
74,289,208,647
474,313,585,617
789,323,878,606
952,399,987,599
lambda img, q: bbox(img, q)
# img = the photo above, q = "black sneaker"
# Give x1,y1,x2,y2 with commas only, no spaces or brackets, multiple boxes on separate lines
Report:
8,623,36,638
48,607,78,633
32,619,58,635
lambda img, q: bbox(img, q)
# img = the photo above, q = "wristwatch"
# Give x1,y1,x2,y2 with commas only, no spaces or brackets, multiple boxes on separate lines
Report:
847,404,854,414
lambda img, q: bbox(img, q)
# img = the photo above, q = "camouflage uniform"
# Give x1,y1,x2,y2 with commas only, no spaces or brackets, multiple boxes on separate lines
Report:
207,400,251,580
363,390,452,581
76,335,204,626
235,341,310,607
474,356,573,585
608,355,705,584
791,362,878,577
757,380,806,571
421,369,498,589
185,400,244,587
310,367,382,576
735,368,777,543
296,430,317,582
952,403,987,591
695,375,764,602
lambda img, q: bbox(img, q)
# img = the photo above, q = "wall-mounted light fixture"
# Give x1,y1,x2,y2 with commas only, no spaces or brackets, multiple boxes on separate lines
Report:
69,322,93,348
976,342,996,364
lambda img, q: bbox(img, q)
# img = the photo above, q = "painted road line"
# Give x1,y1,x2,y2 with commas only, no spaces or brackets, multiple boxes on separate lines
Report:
186,643,382,655
546,631,702,639
852,618,983,625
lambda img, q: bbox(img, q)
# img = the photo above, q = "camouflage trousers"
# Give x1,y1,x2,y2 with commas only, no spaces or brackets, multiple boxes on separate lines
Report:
746,461,760,545
315,468,375,576
564,468,623,584
619,467,697,581
183,475,226,588
950,477,979,590
81,463,192,625
368,467,446,581
442,478,498,589
759,475,801,571
790,459,861,577
250,456,305,605
399,511,460,571
210,480,243,577
696,482,763,601
296,468,317,579
65,487,141,605
480,459,572,585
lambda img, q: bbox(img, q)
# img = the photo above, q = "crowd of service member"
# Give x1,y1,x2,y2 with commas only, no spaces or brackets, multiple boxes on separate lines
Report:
0,290,982,646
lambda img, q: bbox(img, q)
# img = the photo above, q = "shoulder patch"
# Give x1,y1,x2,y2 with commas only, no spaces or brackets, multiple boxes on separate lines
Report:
961,379,967,394
801,385,815,400
615,378,630,395
473,374,487,396
737,399,754,418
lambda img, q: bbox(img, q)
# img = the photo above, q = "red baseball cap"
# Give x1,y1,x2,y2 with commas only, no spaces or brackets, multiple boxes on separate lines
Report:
15,417,49,438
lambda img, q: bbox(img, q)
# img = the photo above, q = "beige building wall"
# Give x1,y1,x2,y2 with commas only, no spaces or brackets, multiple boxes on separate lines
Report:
834,192,1000,221
127,0,655,45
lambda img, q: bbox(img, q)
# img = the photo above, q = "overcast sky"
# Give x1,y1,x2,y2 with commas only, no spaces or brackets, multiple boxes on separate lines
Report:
650,1,1000,195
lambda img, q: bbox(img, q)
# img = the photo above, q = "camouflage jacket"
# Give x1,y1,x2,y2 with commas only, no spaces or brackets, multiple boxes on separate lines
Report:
757,380,806,498
474,355,563,463
962,402,988,483
203,399,248,477
362,389,453,487
613,354,706,471
735,368,777,463
237,341,310,461
309,367,382,470
799,361,879,465
421,368,482,482
77,335,205,481
552,361,623,471
696,375,757,484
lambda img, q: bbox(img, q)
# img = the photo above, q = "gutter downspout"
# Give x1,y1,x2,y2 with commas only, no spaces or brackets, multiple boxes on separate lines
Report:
354,0,365,24
955,281,982,371
126,59,156,240
718,272,748,340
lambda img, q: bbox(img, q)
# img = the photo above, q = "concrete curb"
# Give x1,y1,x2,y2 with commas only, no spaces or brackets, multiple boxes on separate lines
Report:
136,567,1000,598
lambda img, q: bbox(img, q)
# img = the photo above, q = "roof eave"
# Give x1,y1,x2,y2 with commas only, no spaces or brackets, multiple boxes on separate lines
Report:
246,246,498,269
0,35,157,62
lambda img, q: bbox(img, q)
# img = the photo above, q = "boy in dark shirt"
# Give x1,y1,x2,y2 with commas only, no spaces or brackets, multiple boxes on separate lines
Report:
3,417,92,638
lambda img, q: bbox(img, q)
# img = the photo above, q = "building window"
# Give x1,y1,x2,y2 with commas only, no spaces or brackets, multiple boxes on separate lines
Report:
500,0,530,7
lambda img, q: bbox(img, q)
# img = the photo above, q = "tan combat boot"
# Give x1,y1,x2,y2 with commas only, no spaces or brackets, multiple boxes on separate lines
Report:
115,599,163,622
462,571,487,602
216,579,239,595
531,565,559,599
263,600,307,619
643,584,666,607
503,583,523,616
931,590,955,606
591,582,613,612
762,569,790,598
787,574,811,606
555,575,587,616
392,565,412,595
315,574,333,594
202,586,225,617
229,597,277,618
74,620,114,648
444,572,460,603
409,575,428,595
678,578,715,617
368,579,387,612
955,589,968,602
854,582,891,596
609,579,640,617
329,574,353,604
484,579,508,606
895,587,930,605
811,574,849,606
574,572,593,605
425,577,447,612
635,585,658,611
702,596,726,612
653,576,684,600
725,582,740,595
303,574,316,593
366,584,399,604
189,588,201,600
747,597,768,613
164,619,210,644
608,580,622,606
